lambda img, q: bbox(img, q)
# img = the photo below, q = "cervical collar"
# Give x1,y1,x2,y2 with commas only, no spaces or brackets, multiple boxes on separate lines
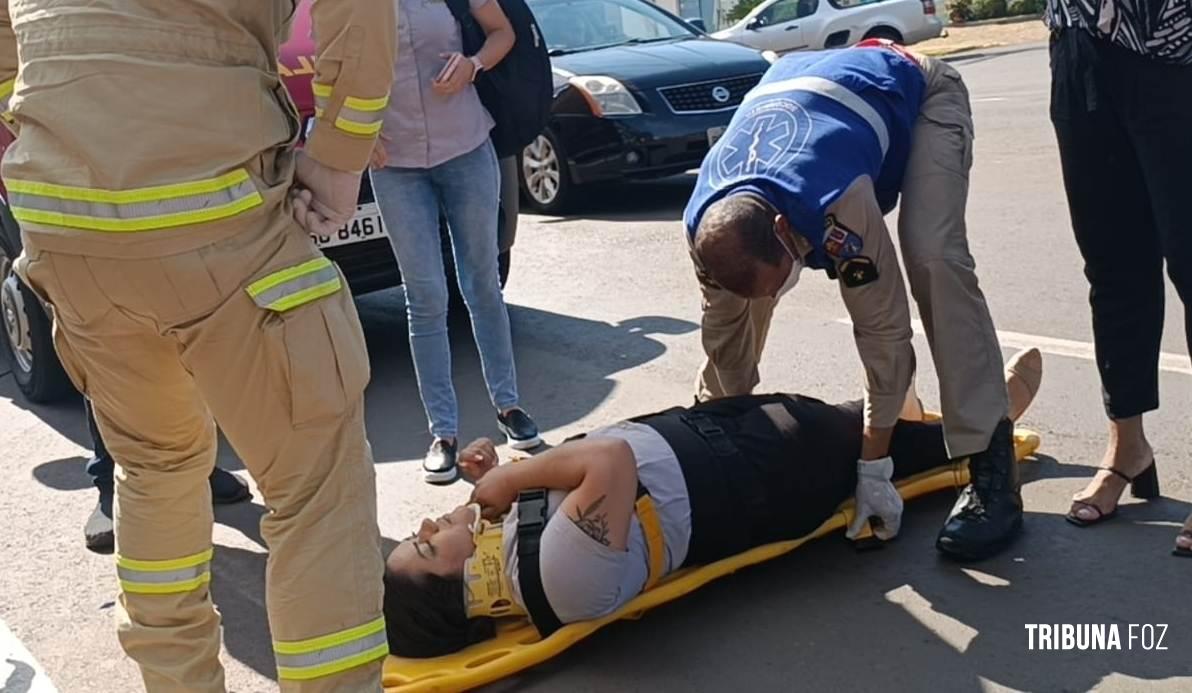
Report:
463,504,526,619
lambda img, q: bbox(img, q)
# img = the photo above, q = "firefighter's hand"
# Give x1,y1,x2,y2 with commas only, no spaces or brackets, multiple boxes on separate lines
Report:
459,438,499,482
846,457,903,542
369,133,390,171
470,465,518,521
291,152,359,235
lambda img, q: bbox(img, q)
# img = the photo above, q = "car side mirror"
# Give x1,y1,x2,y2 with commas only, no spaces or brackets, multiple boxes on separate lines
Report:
747,17,763,30
685,17,707,32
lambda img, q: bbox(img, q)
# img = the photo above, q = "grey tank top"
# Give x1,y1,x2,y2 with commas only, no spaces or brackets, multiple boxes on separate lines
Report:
501,421,693,623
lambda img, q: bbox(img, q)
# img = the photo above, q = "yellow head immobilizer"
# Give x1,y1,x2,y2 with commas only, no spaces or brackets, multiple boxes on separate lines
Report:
463,504,526,619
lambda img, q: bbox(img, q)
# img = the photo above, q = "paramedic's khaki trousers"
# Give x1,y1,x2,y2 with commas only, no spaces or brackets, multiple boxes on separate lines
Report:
695,56,1008,458
18,210,385,692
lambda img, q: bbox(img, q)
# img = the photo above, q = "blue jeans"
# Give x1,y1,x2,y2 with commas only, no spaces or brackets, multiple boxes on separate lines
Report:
84,397,114,492
371,141,519,439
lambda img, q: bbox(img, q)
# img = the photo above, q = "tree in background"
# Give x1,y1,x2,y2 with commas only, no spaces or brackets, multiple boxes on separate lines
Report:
725,0,766,23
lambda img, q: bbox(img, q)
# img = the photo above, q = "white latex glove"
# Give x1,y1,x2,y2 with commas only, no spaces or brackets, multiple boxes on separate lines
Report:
846,457,903,542
291,151,361,235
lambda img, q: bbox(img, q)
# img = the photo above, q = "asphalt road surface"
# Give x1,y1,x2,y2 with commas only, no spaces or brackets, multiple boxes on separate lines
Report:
3,44,1191,692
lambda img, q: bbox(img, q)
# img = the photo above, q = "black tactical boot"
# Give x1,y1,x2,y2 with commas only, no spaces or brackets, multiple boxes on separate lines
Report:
84,485,115,554
936,418,1023,561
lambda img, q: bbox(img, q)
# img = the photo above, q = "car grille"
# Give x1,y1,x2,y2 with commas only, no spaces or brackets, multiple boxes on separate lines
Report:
657,73,763,114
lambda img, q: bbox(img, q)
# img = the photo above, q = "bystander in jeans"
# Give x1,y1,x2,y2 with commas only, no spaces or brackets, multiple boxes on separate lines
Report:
369,0,540,484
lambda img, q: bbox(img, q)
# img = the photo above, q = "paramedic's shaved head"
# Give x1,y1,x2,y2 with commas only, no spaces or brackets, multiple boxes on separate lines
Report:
693,193,789,298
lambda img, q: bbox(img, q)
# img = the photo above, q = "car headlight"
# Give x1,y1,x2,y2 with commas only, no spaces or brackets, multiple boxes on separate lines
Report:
568,75,642,116
762,50,780,64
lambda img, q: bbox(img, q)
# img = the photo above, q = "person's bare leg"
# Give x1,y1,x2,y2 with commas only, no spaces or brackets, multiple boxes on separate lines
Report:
1005,348,1042,423
1068,416,1154,522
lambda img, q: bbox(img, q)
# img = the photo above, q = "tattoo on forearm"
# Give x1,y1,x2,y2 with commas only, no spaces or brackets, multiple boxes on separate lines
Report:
571,495,611,546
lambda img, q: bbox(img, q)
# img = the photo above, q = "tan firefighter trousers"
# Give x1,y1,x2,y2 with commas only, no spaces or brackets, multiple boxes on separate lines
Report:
693,55,1008,458
18,211,385,692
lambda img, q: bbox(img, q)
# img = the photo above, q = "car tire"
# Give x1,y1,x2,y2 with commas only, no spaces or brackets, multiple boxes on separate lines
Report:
863,27,904,43
519,130,575,215
1,258,74,404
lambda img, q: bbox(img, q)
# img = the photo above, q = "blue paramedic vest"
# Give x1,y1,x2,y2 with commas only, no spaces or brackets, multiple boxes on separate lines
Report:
684,45,926,272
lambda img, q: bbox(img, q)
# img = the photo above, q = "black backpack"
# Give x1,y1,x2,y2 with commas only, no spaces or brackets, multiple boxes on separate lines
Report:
445,0,553,159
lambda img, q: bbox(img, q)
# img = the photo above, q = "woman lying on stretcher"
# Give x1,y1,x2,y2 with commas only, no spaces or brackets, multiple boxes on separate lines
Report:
383,349,1044,658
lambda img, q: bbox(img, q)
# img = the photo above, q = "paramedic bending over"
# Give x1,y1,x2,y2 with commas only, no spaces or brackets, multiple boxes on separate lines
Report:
685,41,1016,562
380,350,1043,658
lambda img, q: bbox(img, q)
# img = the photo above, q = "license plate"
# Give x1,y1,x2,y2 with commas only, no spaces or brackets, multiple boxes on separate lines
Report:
707,126,727,146
310,202,386,249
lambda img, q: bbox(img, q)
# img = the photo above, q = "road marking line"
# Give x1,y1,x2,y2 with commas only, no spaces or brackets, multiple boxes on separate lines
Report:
1,618,59,693
834,318,1192,375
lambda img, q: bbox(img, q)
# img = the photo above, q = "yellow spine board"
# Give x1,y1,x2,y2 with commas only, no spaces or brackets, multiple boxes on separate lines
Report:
384,428,1042,692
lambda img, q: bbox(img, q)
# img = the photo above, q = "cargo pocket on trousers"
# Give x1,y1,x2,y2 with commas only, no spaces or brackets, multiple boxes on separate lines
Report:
248,258,369,427
924,118,973,177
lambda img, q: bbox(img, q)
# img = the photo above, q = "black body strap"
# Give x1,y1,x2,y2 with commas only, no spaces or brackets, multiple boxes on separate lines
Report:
515,488,563,638
516,483,655,638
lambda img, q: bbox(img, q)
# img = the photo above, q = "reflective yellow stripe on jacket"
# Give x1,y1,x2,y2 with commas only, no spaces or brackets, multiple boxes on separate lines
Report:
117,548,213,595
312,82,388,136
247,257,343,312
274,616,389,681
7,169,263,233
0,77,13,122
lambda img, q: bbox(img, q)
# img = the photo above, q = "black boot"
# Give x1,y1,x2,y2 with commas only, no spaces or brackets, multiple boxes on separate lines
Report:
936,418,1023,561
84,485,115,554
210,467,252,505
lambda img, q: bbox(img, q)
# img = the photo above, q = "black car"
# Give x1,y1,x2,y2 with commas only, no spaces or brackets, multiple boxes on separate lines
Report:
519,0,774,213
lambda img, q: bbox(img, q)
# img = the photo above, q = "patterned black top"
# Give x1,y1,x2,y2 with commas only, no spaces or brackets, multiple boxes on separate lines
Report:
1045,0,1192,64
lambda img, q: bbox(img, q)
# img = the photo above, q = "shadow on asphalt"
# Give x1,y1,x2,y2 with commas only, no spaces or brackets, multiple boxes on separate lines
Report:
485,463,1192,692
208,501,408,685
529,174,696,225
9,301,696,477
345,301,698,466
30,455,92,491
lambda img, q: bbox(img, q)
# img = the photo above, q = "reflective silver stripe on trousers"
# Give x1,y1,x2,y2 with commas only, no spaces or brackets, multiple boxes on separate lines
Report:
249,263,340,309
8,178,260,221
273,629,389,670
117,562,210,585
743,75,891,156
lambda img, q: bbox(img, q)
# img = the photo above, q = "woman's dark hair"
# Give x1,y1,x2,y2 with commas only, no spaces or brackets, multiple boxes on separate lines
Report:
383,567,496,658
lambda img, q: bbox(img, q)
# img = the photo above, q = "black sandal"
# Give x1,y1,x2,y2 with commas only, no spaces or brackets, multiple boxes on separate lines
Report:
1065,461,1159,528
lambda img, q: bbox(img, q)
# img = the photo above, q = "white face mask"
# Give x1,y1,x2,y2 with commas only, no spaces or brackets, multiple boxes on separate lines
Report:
775,241,803,299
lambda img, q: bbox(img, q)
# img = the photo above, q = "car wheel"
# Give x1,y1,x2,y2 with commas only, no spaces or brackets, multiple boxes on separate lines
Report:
863,27,904,43
1,253,73,403
519,130,574,215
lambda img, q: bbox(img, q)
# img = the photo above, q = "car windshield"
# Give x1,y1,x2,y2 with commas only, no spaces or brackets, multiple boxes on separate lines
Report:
528,0,694,55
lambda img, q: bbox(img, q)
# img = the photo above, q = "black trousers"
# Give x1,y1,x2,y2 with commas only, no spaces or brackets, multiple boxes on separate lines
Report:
1050,29,1192,419
640,396,951,565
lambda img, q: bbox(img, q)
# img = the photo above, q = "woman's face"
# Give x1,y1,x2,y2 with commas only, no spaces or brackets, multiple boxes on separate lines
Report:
386,504,478,578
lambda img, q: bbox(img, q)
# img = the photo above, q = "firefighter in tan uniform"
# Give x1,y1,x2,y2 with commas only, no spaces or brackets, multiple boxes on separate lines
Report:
0,1,395,690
